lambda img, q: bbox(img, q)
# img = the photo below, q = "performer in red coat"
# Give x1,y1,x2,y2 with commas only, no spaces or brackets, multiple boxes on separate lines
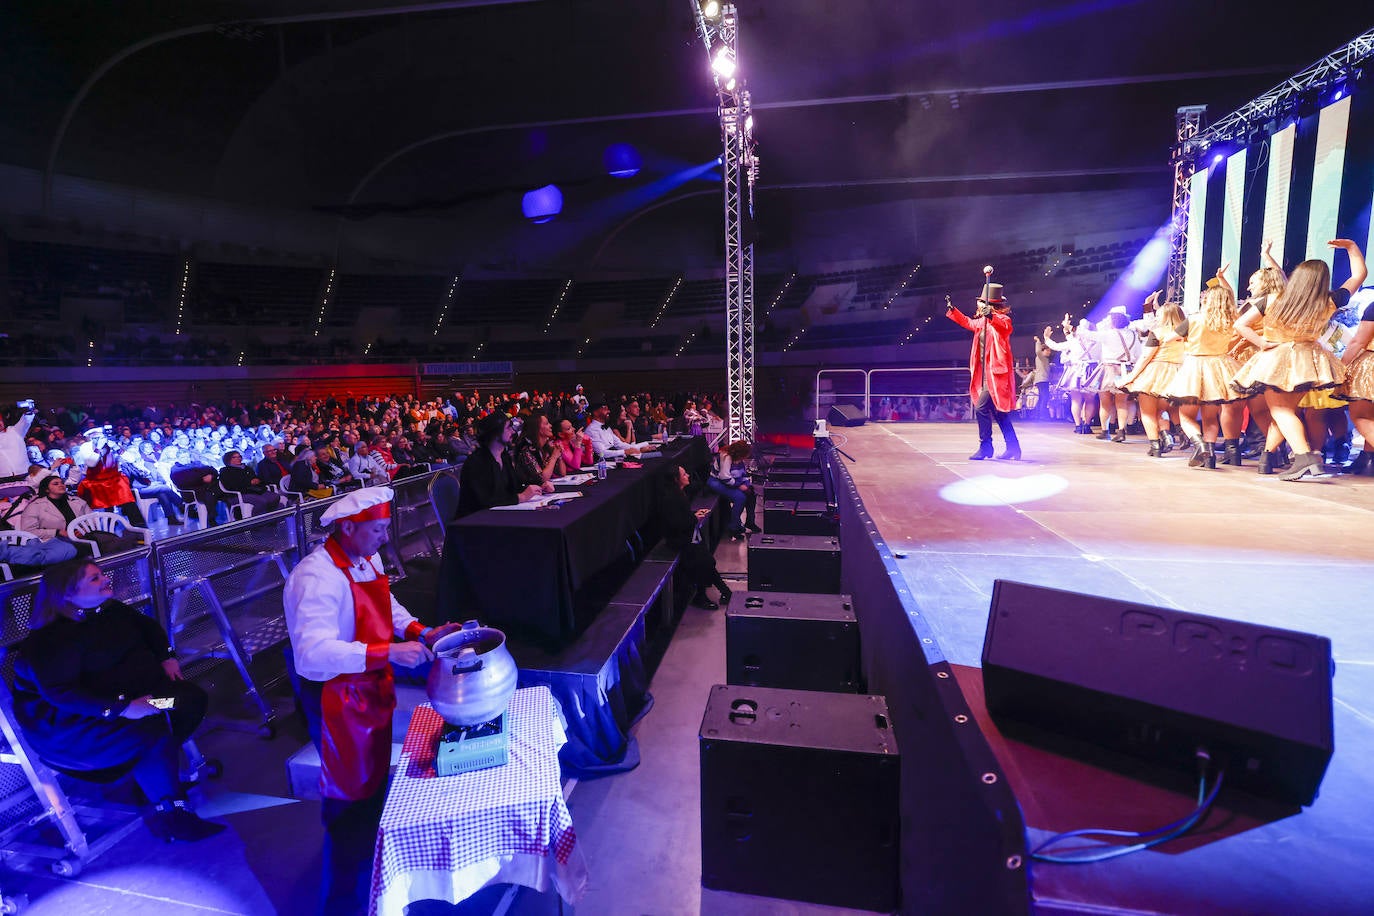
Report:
945,266,1022,460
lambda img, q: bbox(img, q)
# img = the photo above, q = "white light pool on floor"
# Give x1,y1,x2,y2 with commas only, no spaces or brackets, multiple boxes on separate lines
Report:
939,473,1068,506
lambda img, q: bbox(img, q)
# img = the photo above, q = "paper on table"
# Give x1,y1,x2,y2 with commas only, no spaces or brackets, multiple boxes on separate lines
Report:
551,473,594,485
490,491,585,511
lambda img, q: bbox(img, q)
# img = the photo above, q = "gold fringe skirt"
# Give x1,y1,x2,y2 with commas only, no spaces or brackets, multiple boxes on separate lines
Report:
1164,353,1244,403
1124,360,1180,398
1230,340,1346,395
1333,349,1374,403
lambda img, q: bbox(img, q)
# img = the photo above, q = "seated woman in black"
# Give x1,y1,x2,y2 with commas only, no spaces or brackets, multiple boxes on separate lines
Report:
661,463,732,609
456,413,543,517
11,559,223,842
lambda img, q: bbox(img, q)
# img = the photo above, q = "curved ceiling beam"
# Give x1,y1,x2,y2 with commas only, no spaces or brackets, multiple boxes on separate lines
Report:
42,0,546,213
348,65,1288,206
589,189,717,267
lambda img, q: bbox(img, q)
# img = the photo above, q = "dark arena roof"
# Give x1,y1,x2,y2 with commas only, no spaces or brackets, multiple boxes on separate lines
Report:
0,1,1364,271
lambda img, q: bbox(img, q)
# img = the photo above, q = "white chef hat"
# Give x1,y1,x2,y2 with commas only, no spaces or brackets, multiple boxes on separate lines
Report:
320,486,395,526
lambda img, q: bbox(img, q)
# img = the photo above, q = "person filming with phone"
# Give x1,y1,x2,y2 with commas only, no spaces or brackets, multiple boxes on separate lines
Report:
10,559,223,842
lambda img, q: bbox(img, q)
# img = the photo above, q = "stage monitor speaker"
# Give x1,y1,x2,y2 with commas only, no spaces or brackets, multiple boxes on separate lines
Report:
700,684,898,910
763,499,837,537
726,592,861,692
747,534,841,594
981,579,1334,806
827,404,866,427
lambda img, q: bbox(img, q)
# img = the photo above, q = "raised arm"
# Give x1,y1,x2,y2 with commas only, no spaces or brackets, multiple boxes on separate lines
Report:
944,299,974,331
1330,239,1368,295
1041,326,1070,352
1213,262,1234,297
1261,239,1286,282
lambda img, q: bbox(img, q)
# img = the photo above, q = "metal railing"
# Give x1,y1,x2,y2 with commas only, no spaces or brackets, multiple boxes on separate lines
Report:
814,366,974,422
0,467,452,735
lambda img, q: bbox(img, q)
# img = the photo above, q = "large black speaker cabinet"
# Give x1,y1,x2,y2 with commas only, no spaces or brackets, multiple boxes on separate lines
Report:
726,592,861,692
982,579,1334,806
763,499,837,536
827,404,867,427
761,479,827,502
747,534,841,594
700,685,899,910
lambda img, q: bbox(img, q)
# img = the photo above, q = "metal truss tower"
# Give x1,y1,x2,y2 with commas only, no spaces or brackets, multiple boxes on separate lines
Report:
1165,105,1207,307
692,1,758,442
1165,28,1374,305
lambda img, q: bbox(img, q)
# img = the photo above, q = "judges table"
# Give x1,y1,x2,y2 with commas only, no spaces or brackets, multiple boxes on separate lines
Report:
437,435,708,648
369,686,588,915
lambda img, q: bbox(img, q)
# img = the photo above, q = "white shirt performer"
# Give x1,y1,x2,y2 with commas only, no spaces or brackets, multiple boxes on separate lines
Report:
282,486,459,911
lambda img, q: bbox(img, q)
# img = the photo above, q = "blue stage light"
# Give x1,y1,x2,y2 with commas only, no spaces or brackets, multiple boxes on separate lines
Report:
521,185,563,224
604,143,642,178
1212,154,1224,164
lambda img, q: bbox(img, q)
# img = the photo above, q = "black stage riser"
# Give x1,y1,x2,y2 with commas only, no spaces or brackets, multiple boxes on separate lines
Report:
699,684,899,911
762,469,822,483
761,481,827,502
982,579,1334,807
762,500,838,537
747,534,841,594
726,592,862,692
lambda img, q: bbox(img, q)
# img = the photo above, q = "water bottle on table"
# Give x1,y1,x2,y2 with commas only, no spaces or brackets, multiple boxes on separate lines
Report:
597,456,607,480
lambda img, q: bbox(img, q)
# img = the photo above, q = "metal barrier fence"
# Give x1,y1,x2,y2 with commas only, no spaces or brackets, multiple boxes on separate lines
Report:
815,366,974,422
0,468,452,736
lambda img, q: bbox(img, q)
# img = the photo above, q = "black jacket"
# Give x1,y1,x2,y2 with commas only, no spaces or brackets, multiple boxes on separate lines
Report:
456,446,519,516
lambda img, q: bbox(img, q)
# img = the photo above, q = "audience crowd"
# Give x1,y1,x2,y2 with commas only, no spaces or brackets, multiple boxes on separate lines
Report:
0,386,726,575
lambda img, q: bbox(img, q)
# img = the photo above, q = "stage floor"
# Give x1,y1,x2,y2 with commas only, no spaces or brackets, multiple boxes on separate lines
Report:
842,420,1374,915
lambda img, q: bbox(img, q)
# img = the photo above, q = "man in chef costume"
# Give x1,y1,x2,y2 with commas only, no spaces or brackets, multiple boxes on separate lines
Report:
284,486,459,913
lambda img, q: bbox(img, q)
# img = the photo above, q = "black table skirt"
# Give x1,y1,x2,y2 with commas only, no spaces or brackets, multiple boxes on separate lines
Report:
436,436,709,648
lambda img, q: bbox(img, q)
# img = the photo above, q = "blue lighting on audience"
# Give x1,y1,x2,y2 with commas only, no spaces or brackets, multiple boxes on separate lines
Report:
604,143,642,178
521,184,564,224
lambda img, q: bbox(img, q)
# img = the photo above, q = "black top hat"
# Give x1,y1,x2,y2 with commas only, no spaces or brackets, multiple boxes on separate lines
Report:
978,282,1007,305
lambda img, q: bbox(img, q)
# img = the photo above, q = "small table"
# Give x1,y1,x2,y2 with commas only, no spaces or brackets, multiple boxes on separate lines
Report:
369,686,588,915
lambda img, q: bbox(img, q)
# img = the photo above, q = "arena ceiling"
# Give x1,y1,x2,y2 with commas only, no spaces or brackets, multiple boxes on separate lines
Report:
0,1,1366,222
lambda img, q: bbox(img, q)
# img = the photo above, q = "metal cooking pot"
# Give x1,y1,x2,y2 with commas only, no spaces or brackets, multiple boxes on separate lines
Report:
426,620,519,726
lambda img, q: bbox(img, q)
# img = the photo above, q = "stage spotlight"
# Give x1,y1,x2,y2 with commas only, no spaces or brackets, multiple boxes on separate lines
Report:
521,184,563,224
744,114,754,134
1212,153,1224,164
604,143,642,178
701,0,721,19
711,45,736,80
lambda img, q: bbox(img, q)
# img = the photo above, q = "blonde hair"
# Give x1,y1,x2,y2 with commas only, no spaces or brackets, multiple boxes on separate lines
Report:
1249,266,1287,297
1269,259,1332,330
1199,285,1237,333
1155,302,1185,331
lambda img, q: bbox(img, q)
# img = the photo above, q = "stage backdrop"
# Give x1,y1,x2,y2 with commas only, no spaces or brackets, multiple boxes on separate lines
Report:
1186,81,1374,300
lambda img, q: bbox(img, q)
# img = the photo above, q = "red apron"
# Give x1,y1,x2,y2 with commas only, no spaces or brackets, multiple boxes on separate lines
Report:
318,537,397,801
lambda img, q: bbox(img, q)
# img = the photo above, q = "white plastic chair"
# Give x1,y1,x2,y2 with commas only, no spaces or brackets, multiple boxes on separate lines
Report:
215,481,253,522
0,530,39,550
134,495,161,526
267,482,303,506
65,512,151,558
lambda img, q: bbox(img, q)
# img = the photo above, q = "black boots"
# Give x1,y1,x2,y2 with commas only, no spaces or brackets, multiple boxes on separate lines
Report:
1147,437,1167,457
968,442,994,460
144,800,225,843
1220,438,1243,467
1343,450,1374,475
1258,450,1278,475
691,590,719,610
1279,452,1329,482
996,442,1022,460
1111,429,1127,443
1187,437,1206,468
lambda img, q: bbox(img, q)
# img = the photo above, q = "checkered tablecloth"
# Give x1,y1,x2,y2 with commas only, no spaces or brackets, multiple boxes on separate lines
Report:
369,685,588,915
